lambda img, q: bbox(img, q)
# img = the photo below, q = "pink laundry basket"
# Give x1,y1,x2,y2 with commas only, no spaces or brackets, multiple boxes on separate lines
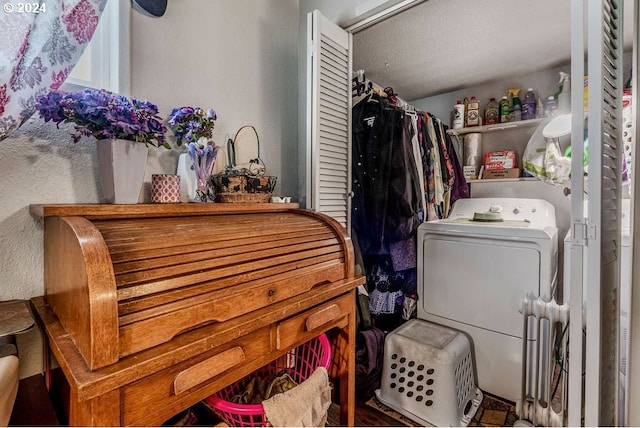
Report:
204,333,332,427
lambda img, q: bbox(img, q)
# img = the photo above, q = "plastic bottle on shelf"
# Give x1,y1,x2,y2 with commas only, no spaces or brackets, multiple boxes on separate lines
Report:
452,100,465,129
463,96,469,127
483,97,499,125
557,71,571,114
499,96,510,123
521,88,537,120
544,96,558,117
508,88,522,122
466,96,480,126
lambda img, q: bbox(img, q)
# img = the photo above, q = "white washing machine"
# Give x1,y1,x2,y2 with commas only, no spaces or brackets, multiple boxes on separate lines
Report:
417,198,558,403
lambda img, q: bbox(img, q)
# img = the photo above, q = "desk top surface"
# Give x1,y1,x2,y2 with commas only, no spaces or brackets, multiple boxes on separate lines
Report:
0,300,34,338
30,202,300,219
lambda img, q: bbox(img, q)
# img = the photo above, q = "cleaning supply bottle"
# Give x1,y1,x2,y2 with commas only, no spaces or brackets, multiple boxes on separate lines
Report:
521,88,537,120
463,96,469,127
557,72,571,114
544,96,558,117
499,96,510,123
452,100,465,129
483,97,499,125
466,96,480,126
508,88,521,122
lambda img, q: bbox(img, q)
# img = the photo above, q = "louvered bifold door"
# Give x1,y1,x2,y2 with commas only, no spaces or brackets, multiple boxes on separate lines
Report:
582,0,624,425
628,1,640,425
307,10,352,232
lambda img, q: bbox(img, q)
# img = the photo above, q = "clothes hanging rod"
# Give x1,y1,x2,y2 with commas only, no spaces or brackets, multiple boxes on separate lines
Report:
342,0,427,33
352,70,415,112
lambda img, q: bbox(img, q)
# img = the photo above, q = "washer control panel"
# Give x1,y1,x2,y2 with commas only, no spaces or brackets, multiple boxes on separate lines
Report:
448,198,556,228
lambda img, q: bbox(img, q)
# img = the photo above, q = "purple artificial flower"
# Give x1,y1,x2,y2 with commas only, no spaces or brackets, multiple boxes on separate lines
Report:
166,105,217,147
34,89,167,147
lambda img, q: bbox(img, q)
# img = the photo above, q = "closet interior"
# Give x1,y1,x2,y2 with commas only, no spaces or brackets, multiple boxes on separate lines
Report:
351,71,467,331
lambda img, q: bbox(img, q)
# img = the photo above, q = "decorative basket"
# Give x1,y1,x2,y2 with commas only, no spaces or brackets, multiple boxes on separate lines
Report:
211,174,277,203
204,333,331,427
212,125,277,203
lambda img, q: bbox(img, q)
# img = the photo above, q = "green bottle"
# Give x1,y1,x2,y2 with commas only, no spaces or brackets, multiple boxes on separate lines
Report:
508,88,521,122
499,96,510,123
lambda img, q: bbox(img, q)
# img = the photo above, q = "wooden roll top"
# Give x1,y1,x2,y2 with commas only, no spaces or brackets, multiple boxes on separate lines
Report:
34,203,356,370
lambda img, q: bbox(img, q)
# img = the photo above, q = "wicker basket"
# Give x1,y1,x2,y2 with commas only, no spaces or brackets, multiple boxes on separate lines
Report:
216,193,272,203
211,174,276,204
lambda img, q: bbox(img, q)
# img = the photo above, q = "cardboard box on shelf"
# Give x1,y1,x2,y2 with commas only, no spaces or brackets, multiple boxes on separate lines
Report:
484,150,517,170
482,168,521,179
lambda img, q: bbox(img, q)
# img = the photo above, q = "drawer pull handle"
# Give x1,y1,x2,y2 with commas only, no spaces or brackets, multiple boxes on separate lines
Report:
173,346,245,395
305,304,341,331
268,289,275,296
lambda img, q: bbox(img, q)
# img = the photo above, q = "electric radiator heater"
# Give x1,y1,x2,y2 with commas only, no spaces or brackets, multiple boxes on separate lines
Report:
517,294,570,427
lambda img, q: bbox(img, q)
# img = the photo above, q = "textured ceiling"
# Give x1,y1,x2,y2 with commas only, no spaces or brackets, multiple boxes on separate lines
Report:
352,0,633,101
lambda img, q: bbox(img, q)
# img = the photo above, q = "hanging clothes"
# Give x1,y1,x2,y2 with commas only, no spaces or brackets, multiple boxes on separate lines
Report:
352,95,422,326
445,124,470,205
351,90,468,329
351,94,422,255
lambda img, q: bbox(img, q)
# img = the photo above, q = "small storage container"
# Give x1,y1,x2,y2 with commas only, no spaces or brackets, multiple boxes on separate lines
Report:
205,333,331,427
375,319,483,427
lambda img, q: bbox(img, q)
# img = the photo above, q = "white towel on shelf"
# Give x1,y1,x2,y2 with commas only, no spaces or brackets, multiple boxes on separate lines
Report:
262,367,332,427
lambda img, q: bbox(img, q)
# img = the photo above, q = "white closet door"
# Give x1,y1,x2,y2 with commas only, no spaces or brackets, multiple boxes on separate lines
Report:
567,1,587,426
626,1,640,424
570,0,624,425
306,10,352,231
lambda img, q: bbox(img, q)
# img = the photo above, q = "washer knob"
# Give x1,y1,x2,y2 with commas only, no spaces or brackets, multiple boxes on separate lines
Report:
513,207,521,214
489,205,503,213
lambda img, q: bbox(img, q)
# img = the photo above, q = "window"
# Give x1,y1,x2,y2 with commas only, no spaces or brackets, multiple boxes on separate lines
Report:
64,0,130,95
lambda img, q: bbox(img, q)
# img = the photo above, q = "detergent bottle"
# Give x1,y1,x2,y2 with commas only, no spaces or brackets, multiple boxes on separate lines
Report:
483,97,499,125
557,72,571,114
466,96,480,126
452,100,465,129
521,88,537,120
508,88,521,122
499,96,510,123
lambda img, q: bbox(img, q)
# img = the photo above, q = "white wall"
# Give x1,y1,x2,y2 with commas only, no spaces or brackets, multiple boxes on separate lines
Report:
0,0,299,379
132,0,299,198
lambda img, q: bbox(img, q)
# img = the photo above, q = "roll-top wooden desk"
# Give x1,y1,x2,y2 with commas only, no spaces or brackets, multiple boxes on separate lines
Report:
30,203,364,426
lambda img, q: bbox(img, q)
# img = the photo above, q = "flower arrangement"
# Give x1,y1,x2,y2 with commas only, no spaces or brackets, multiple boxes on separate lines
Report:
35,88,168,147
166,106,217,147
167,106,219,202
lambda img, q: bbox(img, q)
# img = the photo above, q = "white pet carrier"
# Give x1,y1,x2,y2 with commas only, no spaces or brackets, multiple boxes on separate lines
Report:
375,319,483,426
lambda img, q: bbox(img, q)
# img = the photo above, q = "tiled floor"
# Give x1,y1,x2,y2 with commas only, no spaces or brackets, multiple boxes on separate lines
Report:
351,392,519,427
469,393,519,427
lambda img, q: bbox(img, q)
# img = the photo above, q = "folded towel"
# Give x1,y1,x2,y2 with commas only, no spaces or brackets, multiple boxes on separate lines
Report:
262,367,332,427
230,373,298,404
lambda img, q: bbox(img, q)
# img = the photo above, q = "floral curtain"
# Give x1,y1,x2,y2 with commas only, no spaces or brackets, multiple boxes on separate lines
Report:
0,0,106,141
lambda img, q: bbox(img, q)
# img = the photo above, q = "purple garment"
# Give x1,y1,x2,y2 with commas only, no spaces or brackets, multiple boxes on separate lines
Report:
355,327,386,402
389,236,416,271
444,125,470,203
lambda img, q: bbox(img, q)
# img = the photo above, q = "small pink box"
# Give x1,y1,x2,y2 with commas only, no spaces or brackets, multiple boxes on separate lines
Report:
151,174,181,203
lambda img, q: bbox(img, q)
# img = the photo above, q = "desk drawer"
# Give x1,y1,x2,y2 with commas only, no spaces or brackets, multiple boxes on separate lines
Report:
276,293,352,351
121,326,271,426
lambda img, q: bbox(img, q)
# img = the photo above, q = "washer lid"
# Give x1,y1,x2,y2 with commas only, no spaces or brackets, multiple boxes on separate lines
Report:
447,198,557,229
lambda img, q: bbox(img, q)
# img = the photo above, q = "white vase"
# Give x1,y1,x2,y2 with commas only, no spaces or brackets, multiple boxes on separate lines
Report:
96,139,149,204
176,152,198,203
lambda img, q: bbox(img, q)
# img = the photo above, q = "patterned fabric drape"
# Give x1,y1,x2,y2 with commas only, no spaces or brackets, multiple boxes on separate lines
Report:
0,0,106,141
